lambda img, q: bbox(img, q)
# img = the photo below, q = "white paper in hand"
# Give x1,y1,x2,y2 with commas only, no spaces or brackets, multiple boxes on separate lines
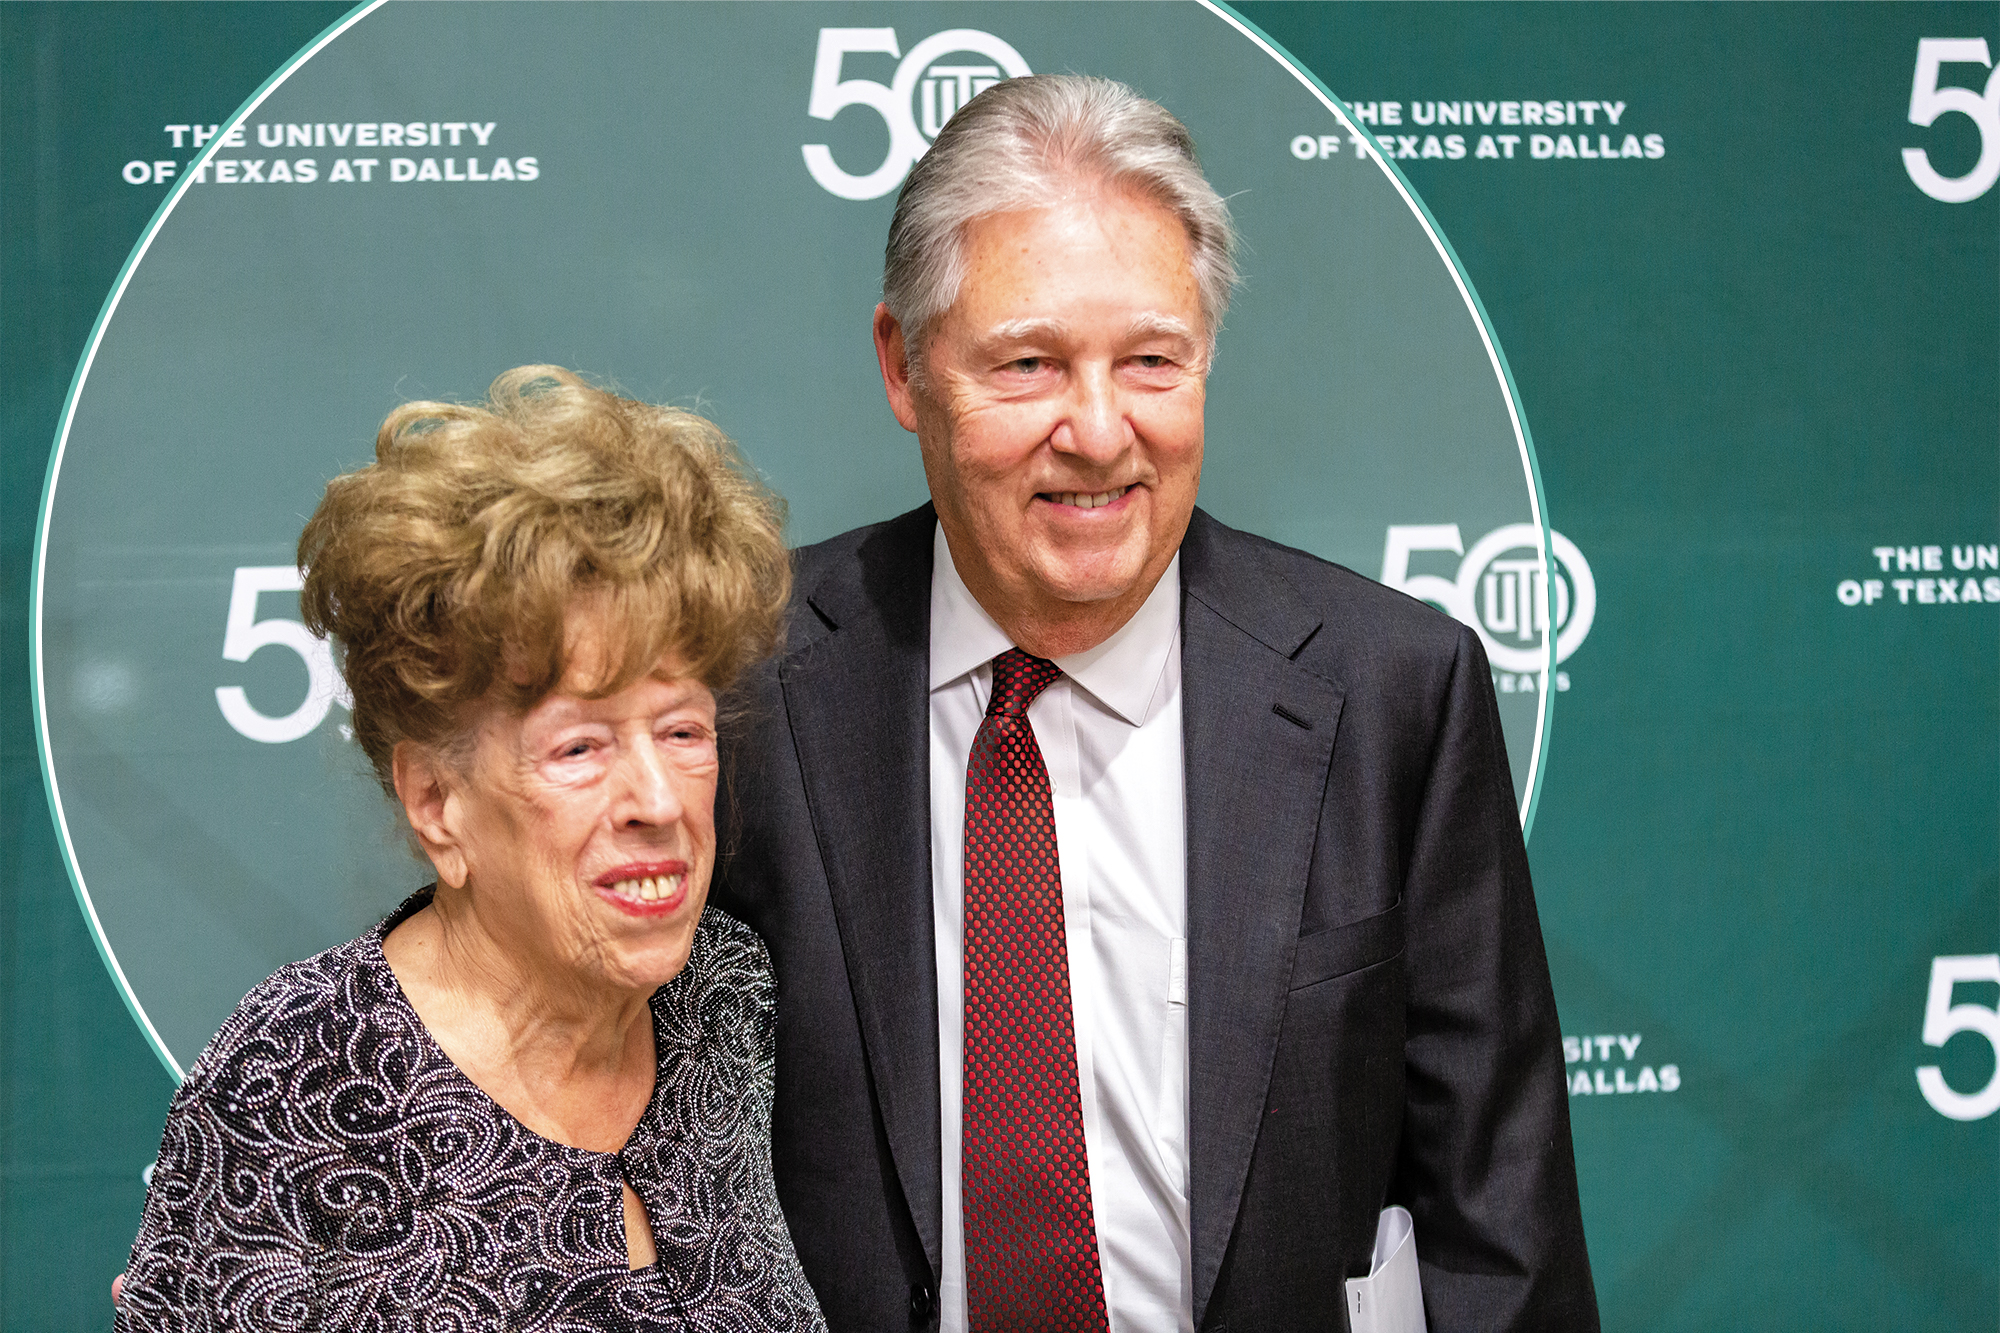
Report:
1344,1206,1427,1333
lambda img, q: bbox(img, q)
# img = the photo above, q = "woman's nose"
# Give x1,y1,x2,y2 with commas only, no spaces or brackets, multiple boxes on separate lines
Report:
617,741,685,828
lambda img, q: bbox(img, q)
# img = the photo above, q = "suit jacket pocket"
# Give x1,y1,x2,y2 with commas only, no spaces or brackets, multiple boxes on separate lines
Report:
1288,898,1404,990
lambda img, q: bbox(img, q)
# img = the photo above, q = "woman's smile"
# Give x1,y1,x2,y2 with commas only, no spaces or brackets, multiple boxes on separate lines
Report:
595,861,691,917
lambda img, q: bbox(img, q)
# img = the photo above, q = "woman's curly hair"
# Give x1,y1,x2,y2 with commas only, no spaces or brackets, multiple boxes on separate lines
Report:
299,366,789,794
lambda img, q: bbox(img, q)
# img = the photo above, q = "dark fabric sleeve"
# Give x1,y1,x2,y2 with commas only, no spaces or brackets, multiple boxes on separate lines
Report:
115,1081,319,1333
1389,625,1600,1330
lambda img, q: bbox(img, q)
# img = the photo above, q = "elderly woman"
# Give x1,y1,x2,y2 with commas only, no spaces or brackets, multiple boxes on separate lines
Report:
115,367,824,1331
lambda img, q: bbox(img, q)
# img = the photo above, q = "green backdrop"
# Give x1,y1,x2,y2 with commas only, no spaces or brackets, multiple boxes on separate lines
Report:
34,0,1555,1076
3,3,1994,1328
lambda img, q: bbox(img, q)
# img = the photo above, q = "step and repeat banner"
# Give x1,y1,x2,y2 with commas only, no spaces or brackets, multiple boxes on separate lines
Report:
6,3,1994,1328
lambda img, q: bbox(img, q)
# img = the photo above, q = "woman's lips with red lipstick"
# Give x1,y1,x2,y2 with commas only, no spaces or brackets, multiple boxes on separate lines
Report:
593,862,690,918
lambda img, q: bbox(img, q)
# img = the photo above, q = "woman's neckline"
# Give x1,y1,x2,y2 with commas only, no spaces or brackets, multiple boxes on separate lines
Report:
365,886,676,1164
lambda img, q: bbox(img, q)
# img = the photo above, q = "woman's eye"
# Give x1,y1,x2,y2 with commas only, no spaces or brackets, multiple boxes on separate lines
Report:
557,740,594,759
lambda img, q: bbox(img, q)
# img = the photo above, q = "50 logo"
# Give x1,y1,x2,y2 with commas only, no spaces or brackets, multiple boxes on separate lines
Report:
1381,524,1596,675
1903,37,1999,203
802,28,1031,200
215,566,349,744
1919,954,2000,1121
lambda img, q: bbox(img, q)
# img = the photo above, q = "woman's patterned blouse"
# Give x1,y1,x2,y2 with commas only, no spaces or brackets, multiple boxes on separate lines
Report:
116,891,828,1333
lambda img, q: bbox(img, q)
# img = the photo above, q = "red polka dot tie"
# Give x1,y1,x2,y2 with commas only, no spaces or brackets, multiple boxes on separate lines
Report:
961,648,1109,1333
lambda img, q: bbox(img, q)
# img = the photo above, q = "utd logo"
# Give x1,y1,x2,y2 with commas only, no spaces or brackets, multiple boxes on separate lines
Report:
802,27,1032,200
1381,524,1596,676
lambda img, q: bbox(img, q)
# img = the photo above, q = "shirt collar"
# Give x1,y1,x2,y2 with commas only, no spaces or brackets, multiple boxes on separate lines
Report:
929,522,1181,727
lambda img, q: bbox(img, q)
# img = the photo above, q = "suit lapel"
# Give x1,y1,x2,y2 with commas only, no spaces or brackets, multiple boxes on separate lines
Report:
780,506,944,1274
1178,511,1344,1326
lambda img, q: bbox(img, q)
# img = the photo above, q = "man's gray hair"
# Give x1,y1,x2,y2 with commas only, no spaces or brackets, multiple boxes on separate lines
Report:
883,74,1238,370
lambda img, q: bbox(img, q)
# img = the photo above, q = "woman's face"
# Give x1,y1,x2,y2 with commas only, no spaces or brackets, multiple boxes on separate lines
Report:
440,645,719,996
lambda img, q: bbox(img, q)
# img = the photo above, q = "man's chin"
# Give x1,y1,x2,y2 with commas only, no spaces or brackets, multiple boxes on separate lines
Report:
1026,553,1155,610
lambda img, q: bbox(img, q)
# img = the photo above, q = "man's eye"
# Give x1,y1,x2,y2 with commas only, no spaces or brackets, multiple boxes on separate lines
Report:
1005,357,1045,374
1133,354,1172,369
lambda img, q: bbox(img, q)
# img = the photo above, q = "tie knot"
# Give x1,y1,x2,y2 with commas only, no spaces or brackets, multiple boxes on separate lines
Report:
987,648,1062,718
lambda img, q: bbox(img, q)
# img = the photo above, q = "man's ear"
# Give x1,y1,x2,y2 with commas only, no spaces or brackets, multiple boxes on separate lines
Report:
873,303,922,434
392,741,469,890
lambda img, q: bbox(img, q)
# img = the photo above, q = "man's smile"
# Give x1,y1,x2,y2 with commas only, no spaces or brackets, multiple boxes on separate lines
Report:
1037,484,1135,512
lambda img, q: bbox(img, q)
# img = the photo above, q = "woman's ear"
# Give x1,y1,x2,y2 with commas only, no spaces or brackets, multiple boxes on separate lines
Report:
392,741,468,889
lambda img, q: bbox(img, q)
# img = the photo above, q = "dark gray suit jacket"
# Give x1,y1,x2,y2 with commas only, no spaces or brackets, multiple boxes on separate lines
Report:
713,504,1598,1332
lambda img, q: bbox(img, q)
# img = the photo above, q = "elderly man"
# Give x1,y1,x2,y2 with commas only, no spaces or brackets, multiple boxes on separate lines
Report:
714,75,1597,1332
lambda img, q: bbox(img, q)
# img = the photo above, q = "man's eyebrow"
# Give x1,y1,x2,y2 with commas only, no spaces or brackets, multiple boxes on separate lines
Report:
980,317,1070,347
1127,312,1198,343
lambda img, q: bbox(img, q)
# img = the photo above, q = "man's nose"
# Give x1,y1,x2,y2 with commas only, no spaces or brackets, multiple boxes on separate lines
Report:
616,740,685,828
1051,362,1130,464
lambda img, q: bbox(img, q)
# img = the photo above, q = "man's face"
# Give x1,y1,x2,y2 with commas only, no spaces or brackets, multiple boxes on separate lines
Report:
879,189,1208,641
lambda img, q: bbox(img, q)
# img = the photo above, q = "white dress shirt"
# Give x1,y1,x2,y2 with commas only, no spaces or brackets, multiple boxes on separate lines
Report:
929,524,1193,1333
